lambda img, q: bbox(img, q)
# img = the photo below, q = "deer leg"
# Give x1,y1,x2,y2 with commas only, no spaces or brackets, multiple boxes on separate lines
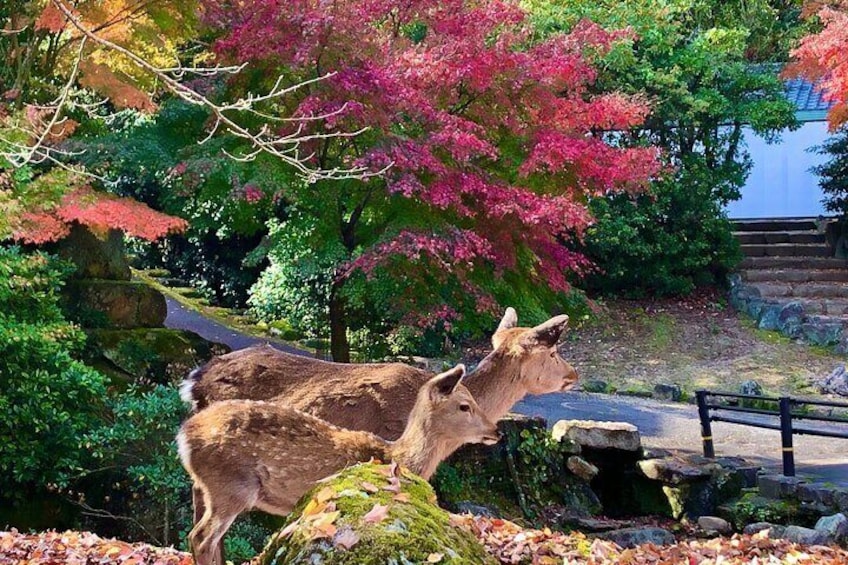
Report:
190,490,247,565
193,487,226,565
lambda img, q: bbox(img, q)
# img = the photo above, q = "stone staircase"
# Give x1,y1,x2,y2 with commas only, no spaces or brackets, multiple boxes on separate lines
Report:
730,218,848,351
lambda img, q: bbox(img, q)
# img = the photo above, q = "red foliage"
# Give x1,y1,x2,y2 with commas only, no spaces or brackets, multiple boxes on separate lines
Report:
203,0,661,316
788,5,848,129
14,186,187,244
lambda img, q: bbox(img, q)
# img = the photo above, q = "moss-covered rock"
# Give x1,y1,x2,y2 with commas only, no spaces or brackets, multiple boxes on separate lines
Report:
258,463,495,565
64,280,167,328
49,224,131,280
85,328,229,385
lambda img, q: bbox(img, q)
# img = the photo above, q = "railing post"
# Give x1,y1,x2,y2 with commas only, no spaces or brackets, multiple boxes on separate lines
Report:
779,397,795,477
696,390,715,458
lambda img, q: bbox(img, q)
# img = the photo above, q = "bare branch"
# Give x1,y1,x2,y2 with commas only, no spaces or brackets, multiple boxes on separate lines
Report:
28,0,393,183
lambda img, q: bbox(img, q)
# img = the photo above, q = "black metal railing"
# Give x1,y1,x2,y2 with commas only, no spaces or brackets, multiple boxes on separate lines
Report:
696,390,848,476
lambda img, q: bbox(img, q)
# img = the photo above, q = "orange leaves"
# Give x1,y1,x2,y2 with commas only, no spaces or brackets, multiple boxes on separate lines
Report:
35,3,68,33
789,3,848,128
79,61,157,113
12,186,187,244
452,514,848,564
0,528,192,564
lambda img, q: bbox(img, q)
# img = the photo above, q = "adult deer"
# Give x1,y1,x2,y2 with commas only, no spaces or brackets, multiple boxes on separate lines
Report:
181,308,579,439
178,365,498,565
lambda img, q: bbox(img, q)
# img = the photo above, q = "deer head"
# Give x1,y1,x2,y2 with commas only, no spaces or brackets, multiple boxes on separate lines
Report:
490,307,578,395
394,364,500,479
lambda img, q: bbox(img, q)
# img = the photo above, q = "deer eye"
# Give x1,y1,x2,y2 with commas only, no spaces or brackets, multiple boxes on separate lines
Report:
459,403,471,412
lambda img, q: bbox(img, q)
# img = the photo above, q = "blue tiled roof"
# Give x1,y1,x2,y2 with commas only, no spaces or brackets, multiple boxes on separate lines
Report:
783,77,833,114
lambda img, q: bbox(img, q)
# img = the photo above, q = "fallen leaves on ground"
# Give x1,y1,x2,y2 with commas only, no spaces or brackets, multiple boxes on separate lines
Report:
7,515,848,565
451,514,848,564
0,529,192,564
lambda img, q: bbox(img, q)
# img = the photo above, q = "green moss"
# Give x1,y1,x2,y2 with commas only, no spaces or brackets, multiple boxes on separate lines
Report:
260,463,495,565
721,493,803,529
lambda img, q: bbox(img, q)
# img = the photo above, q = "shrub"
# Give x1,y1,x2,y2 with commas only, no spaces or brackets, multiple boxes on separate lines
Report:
581,166,742,297
813,127,848,218
0,247,108,496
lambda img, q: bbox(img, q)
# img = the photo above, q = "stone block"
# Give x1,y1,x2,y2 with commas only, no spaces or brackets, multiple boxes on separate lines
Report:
551,420,641,451
653,383,682,402
566,456,599,482
600,527,675,548
815,513,848,542
744,522,786,538
65,280,167,328
782,525,829,545
758,474,805,500
49,224,131,280
637,457,711,485
698,516,732,535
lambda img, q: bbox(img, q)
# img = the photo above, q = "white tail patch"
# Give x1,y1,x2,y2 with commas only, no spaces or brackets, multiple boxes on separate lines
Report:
179,371,198,410
176,429,192,471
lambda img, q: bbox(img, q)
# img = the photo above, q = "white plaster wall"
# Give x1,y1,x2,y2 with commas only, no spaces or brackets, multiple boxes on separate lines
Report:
726,121,831,219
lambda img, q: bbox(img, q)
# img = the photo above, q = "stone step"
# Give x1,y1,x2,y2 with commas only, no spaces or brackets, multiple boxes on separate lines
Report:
733,231,825,245
740,256,848,270
753,282,848,299
740,243,832,258
785,300,848,316
732,218,820,233
741,269,848,283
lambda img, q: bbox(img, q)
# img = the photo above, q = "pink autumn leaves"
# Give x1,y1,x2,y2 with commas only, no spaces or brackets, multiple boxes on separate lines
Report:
205,0,662,320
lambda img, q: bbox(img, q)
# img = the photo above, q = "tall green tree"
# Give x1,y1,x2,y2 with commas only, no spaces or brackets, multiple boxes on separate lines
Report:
525,0,801,296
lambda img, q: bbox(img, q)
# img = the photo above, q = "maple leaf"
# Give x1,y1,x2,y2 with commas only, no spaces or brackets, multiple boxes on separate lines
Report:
363,503,390,524
333,527,360,550
360,481,380,493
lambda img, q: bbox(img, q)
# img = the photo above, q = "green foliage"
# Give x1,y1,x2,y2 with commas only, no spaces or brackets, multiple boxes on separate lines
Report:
583,169,742,297
73,100,290,307
527,0,799,297
813,127,848,218
0,247,108,494
78,385,189,545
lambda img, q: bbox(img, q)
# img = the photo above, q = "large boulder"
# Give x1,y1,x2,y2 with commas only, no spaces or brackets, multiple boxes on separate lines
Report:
552,420,641,452
257,463,495,564
64,280,167,328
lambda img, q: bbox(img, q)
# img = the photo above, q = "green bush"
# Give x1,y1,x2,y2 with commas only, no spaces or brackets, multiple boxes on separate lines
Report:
581,166,741,297
813,127,848,218
0,247,107,495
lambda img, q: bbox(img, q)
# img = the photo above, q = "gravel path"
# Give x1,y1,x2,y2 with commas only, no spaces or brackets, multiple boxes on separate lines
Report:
166,296,848,485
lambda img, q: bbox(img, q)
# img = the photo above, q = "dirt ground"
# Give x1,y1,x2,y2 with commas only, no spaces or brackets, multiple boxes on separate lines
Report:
558,288,845,398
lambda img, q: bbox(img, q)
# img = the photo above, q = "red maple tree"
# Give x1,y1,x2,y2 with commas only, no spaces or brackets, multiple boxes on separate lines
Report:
787,2,848,128
202,0,661,358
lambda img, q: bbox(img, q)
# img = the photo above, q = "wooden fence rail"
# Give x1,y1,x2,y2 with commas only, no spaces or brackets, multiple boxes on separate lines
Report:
696,390,848,476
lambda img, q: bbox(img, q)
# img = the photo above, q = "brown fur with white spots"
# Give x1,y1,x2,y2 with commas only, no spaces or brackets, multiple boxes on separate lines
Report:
178,365,498,565
182,308,579,439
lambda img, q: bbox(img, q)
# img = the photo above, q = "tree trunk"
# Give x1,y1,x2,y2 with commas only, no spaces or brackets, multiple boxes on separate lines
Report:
329,285,350,362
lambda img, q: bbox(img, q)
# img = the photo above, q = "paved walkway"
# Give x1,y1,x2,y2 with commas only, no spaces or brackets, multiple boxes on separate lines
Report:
164,297,309,355
165,297,847,485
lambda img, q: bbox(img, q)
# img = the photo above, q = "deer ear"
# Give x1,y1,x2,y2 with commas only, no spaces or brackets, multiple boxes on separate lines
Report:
496,307,518,333
428,364,466,399
523,314,569,347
